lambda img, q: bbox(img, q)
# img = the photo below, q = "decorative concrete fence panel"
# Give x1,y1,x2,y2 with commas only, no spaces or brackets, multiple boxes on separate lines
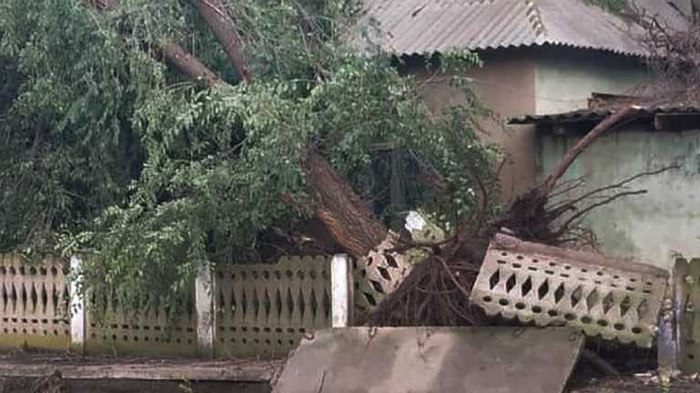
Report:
85,291,198,357
214,256,332,359
0,254,347,359
0,254,71,350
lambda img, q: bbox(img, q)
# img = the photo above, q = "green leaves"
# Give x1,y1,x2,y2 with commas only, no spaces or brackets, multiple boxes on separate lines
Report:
0,0,500,314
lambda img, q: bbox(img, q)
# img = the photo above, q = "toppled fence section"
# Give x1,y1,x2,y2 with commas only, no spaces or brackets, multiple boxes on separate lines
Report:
0,254,71,350
470,235,668,347
214,256,332,359
352,233,415,315
674,257,700,373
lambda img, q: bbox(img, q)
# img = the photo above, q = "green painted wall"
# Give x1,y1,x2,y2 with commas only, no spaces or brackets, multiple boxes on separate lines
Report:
539,129,700,270
535,52,650,115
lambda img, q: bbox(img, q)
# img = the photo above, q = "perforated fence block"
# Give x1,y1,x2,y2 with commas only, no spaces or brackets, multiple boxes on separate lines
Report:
214,256,332,359
470,235,668,348
675,257,700,373
85,288,198,357
0,254,72,351
352,233,416,314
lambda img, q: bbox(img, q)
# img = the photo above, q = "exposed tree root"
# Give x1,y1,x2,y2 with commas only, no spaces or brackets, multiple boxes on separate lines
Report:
367,107,677,327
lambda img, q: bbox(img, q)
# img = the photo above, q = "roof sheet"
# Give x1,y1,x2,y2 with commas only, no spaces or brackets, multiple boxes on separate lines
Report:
510,106,700,125
362,0,688,56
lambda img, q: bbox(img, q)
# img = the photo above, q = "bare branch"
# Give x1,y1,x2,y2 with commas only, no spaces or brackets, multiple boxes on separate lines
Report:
556,190,648,236
538,105,641,198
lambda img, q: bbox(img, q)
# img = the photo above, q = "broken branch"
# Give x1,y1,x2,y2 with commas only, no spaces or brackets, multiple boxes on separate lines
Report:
191,0,252,83
160,41,222,88
538,105,641,199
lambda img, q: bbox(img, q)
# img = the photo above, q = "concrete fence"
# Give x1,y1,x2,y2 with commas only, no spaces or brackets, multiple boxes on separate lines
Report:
0,253,354,359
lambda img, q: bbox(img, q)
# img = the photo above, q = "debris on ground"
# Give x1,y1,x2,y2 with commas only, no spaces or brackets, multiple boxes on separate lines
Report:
568,372,700,393
28,370,68,393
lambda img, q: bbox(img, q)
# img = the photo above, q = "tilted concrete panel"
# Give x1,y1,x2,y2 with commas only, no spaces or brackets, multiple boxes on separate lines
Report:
471,235,668,347
273,327,584,393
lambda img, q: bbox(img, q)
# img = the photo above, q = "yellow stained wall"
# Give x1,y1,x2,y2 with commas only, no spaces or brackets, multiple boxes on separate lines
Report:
411,48,650,202
414,50,539,202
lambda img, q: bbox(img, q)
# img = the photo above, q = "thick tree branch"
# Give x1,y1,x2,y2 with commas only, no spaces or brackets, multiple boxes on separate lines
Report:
160,42,221,89
88,0,223,88
91,0,118,11
538,105,641,199
191,0,252,83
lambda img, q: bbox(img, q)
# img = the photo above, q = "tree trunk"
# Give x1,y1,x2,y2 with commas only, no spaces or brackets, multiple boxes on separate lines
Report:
191,0,252,83
302,150,388,259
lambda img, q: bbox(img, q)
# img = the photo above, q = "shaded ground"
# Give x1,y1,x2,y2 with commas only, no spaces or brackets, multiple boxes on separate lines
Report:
569,373,700,393
2,350,700,392
0,350,280,381
0,350,278,392
1,377,270,393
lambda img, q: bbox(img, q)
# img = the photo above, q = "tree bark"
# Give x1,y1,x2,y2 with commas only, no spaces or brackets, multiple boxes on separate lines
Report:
191,0,252,83
89,0,222,89
91,0,118,10
160,42,221,89
94,0,388,260
302,150,388,259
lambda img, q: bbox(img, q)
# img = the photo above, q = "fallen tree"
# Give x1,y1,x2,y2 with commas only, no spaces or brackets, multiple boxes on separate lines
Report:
0,0,495,311
0,0,678,323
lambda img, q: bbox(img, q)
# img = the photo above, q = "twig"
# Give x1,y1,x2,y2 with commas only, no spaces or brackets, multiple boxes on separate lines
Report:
435,256,472,301
538,105,642,199
581,349,620,377
546,165,679,219
556,190,648,235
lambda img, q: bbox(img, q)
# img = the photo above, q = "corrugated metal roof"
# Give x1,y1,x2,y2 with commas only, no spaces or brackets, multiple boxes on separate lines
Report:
510,106,700,125
362,0,687,56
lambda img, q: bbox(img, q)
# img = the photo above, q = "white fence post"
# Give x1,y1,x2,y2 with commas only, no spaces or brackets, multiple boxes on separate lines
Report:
69,255,86,354
195,261,215,358
331,254,353,328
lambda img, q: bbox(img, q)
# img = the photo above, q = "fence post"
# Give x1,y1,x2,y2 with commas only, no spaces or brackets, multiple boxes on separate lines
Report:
195,261,215,358
331,254,353,328
69,255,86,355
658,273,679,373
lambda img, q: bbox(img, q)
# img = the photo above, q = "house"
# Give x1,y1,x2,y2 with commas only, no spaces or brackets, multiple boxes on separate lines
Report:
511,106,700,270
363,0,688,200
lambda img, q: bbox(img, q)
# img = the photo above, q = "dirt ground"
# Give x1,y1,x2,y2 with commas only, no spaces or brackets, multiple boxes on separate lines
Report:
0,350,277,392
3,350,700,392
569,373,700,393
0,377,271,393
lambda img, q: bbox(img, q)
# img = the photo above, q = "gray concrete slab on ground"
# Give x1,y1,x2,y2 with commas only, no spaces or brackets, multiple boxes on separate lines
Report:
273,327,585,393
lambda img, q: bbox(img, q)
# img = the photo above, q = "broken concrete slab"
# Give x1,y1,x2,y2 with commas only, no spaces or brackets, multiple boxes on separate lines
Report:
273,327,584,393
470,234,668,347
